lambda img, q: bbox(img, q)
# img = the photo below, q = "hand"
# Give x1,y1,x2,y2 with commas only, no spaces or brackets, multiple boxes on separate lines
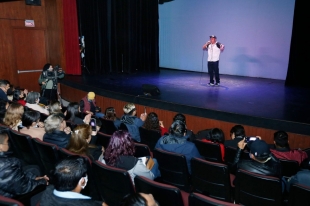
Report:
35,175,49,185
23,89,28,95
64,126,71,134
140,113,147,121
237,138,247,150
42,82,46,85
83,113,92,124
86,111,94,115
38,122,45,128
256,136,262,140
159,121,164,127
91,130,98,136
101,146,105,154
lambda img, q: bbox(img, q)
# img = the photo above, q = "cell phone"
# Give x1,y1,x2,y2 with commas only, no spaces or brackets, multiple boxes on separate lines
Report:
144,106,146,114
245,136,257,143
90,118,96,131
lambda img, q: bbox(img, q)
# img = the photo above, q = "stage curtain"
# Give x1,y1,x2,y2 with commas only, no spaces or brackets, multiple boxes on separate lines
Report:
63,0,81,75
76,0,159,74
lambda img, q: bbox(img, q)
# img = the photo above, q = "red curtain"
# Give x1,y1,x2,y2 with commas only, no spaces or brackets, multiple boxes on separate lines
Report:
63,0,81,75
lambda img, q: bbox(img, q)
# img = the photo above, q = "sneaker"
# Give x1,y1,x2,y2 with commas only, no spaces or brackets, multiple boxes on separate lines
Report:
215,83,220,86
208,83,214,86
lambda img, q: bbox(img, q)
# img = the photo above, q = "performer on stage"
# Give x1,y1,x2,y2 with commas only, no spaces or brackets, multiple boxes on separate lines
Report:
202,35,225,86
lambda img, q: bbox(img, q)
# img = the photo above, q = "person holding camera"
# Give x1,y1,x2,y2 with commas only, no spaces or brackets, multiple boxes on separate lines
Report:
38,63,65,102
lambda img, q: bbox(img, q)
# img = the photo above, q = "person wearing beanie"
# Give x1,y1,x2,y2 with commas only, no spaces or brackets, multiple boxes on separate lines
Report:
120,103,147,142
79,92,105,118
232,138,282,179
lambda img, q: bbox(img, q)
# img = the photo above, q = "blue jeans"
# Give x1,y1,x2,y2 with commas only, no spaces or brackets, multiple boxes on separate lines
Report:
151,158,161,178
95,112,105,118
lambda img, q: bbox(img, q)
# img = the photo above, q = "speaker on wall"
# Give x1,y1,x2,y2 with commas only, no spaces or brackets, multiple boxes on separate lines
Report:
25,0,41,6
142,84,160,96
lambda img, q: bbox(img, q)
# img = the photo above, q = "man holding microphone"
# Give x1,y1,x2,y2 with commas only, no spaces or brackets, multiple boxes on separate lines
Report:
202,35,225,86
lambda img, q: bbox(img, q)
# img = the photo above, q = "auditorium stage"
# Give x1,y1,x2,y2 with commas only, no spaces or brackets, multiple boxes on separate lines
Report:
61,69,310,136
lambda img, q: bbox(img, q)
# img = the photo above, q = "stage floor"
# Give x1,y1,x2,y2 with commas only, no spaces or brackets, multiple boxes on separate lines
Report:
62,69,310,134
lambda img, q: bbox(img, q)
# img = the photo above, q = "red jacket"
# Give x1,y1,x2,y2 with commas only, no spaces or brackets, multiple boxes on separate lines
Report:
202,139,225,162
270,149,308,165
80,96,97,113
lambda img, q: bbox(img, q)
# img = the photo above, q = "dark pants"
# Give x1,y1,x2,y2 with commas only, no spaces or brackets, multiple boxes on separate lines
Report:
208,61,220,84
42,89,58,102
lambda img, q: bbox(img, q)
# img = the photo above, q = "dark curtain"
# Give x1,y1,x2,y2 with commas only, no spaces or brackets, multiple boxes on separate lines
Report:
76,0,159,74
285,0,310,88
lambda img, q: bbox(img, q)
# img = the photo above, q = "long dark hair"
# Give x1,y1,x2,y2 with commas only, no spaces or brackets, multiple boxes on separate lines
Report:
143,112,161,131
105,130,135,166
43,63,52,71
65,102,80,122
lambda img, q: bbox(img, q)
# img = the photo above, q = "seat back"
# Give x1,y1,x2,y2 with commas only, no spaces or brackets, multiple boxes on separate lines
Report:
194,140,222,163
134,143,152,157
8,130,42,168
92,161,135,206
135,175,184,206
139,127,161,152
99,118,117,135
191,158,232,202
189,193,238,206
95,132,111,148
235,169,283,206
119,123,128,131
224,146,237,171
153,148,191,192
288,183,310,206
279,159,299,178
0,195,24,206
32,138,59,175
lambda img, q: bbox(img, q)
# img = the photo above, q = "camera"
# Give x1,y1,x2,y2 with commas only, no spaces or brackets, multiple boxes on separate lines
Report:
245,136,258,143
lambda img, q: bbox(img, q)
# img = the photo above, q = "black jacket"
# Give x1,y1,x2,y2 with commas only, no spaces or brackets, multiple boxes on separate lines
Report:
0,152,46,198
233,148,282,178
43,130,70,148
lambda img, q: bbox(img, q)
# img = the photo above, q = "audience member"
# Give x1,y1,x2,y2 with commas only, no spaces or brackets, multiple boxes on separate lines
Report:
155,120,201,173
26,92,49,115
6,83,14,101
19,110,45,140
64,102,91,125
202,128,225,161
143,112,168,136
172,113,195,141
121,193,159,206
233,138,282,181
13,89,27,106
48,100,63,115
43,114,71,148
105,130,160,182
0,99,9,124
67,124,102,161
80,92,104,118
224,124,246,148
0,131,48,198
286,169,310,192
38,63,65,102
40,156,107,206
3,102,24,131
89,117,102,145
120,103,146,142
0,79,9,101
270,130,308,166
103,106,121,128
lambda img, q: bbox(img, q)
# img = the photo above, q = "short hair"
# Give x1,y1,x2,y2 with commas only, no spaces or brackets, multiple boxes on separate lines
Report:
0,130,8,144
22,110,40,128
210,128,225,143
105,130,135,166
43,63,52,71
104,107,117,120
67,124,92,156
53,156,88,191
173,113,186,124
44,114,63,133
274,130,289,148
120,193,147,206
0,80,7,87
26,92,40,104
64,102,80,122
123,103,136,115
48,100,62,114
230,125,245,137
13,89,22,101
143,112,160,131
169,120,186,138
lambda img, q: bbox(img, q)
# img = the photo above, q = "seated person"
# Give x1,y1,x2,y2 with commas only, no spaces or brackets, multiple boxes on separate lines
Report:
233,138,282,181
270,130,308,166
286,168,310,192
120,103,146,142
172,113,195,141
202,128,225,162
48,100,63,115
13,88,28,106
224,124,246,148
43,114,71,148
103,106,121,128
0,79,9,101
3,102,24,131
105,130,160,183
19,110,45,141
65,102,86,125
121,193,159,206
67,124,102,161
143,112,168,136
79,92,104,118
0,99,9,124
155,120,201,173
40,156,107,206
25,92,49,115
0,131,48,198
